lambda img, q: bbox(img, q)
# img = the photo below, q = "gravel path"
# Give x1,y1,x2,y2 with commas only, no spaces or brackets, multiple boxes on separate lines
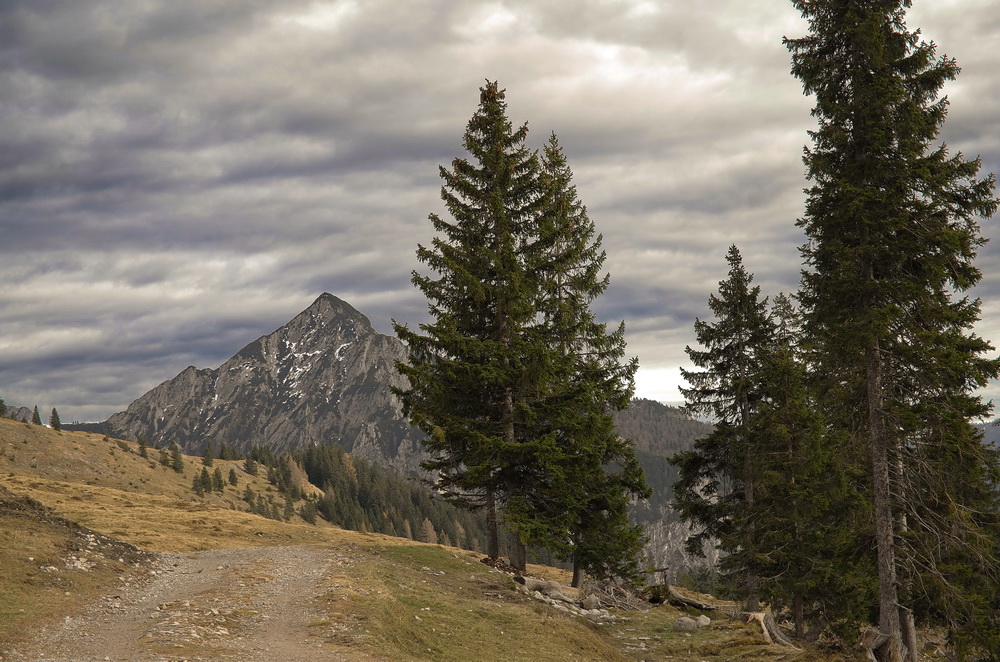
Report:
6,544,354,662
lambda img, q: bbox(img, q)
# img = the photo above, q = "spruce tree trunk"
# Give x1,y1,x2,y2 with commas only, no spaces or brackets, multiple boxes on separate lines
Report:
867,345,904,662
485,488,499,558
508,532,526,572
794,593,805,640
571,555,582,589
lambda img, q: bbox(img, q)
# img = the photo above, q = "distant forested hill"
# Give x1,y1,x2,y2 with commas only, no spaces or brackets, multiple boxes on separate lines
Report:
614,398,709,456
614,399,717,573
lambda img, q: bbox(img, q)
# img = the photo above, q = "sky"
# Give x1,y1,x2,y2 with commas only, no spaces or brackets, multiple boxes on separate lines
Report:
2,0,999,424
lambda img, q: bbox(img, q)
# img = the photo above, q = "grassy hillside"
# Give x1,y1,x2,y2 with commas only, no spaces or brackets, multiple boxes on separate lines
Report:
0,418,863,660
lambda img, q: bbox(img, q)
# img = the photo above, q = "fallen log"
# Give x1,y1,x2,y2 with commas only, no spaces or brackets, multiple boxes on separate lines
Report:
666,584,718,611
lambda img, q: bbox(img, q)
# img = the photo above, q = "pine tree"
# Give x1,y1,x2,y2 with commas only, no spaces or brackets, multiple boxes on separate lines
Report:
299,500,318,525
393,80,544,560
0,397,7,418
48,408,61,431
672,245,773,607
137,434,149,459
199,467,212,493
786,2,1000,658
31,406,42,425
745,294,872,637
212,467,225,493
503,133,649,586
170,442,185,473
202,441,215,467
228,467,239,486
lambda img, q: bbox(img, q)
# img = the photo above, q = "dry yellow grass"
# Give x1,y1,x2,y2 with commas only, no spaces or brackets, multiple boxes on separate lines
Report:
0,418,864,660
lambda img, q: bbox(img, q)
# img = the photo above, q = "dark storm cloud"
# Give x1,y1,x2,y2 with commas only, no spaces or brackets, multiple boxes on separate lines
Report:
2,0,998,420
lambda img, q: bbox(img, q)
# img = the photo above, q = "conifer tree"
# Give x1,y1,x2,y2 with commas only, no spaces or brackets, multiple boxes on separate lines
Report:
300,500,318,525
0,397,7,418
228,467,238,486
394,81,544,560
786,2,1000,658
212,467,225,492
48,408,61,431
199,467,212,493
170,442,185,473
203,441,215,467
672,245,773,607
503,134,649,586
31,406,42,425
745,294,871,637
137,434,148,458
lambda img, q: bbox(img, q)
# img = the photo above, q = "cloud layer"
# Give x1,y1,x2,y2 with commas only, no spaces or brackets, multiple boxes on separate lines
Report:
2,0,999,422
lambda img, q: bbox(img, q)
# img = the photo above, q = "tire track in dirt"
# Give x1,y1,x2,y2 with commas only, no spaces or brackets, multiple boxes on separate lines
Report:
6,544,354,662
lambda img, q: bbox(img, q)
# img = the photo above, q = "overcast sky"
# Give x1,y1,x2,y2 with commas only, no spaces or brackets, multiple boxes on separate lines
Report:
2,0,999,423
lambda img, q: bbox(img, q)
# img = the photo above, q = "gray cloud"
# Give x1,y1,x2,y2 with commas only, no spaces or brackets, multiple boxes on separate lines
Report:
2,0,998,422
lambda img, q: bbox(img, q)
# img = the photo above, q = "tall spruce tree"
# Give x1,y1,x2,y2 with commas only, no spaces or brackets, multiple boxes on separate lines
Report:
31,406,42,425
786,2,1000,659
672,245,773,608
393,81,544,560
745,294,872,638
502,134,650,586
49,408,61,431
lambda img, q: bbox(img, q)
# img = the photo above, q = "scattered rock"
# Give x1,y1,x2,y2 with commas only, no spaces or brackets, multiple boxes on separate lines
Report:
697,614,711,627
673,616,698,632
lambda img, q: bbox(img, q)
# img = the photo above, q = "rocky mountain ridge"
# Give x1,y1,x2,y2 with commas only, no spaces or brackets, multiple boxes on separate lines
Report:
98,293,425,475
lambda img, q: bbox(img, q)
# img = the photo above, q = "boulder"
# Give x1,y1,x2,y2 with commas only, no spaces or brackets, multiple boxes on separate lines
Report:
673,616,698,632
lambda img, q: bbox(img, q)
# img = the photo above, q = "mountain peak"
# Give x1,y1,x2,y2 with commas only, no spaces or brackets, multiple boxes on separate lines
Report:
305,293,373,330
102,294,423,473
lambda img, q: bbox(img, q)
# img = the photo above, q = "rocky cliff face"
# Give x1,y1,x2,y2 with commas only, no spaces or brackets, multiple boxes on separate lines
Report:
103,293,425,475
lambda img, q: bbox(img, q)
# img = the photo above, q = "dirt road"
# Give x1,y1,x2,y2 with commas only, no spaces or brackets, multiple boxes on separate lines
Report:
6,544,357,662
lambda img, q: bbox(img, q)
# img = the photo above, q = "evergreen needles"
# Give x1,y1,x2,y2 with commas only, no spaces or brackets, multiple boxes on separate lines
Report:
674,2,1000,659
394,81,649,585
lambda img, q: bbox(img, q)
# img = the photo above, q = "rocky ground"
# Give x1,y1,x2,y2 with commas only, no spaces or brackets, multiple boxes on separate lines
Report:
3,544,354,662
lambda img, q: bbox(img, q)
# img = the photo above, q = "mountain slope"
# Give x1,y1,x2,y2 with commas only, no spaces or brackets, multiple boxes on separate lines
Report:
101,293,424,474
2,421,847,661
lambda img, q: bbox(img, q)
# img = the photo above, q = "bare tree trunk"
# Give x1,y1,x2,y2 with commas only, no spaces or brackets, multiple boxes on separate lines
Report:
899,607,919,662
571,555,582,588
867,345,903,662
